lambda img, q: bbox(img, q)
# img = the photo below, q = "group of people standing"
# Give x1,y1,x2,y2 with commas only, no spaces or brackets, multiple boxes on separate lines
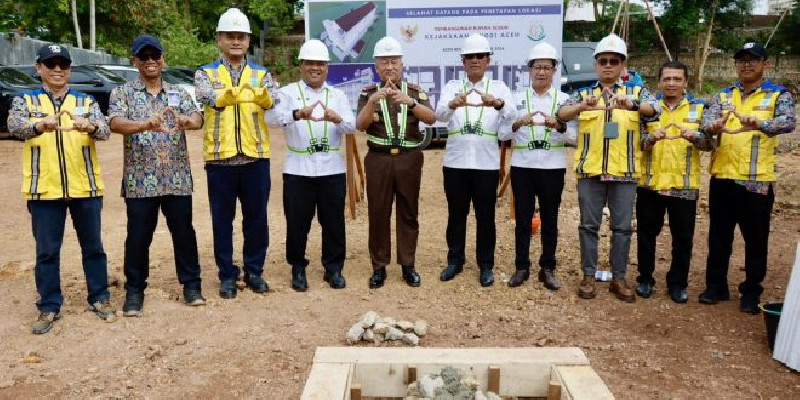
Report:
9,7,794,336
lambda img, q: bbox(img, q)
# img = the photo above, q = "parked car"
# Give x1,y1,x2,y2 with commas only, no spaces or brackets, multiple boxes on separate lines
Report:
560,42,598,93
11,65,126,114
91,64,202,111
0,66,41,134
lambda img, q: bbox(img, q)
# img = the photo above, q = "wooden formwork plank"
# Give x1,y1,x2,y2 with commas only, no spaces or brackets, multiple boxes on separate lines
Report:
405,364,417,385
548,380,562,400
551,365,614,400
488,365,500,393
301,362,353,400
313,347,589,365
345,134,357,220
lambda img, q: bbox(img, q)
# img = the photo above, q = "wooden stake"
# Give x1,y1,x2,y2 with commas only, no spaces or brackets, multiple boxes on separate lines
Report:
350,383,362,400
405,364,417,385
352,141,366,200
345,135,357,220
548,380,562,400
498,141,508,194
488,365,500,394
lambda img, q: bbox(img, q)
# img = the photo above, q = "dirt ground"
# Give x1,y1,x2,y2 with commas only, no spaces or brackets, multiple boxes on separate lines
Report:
0,128,799,399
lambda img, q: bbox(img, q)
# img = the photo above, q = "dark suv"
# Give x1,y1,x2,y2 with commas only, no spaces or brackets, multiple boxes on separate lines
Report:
0,67,40,133
11,65,126,114
561,42,598,93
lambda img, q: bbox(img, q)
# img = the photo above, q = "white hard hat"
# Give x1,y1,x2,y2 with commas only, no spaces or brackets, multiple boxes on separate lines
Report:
217,8,251,33
593,34,627,60
460,34,492,55
298,40,330,62
373,36,403,58
527,42,559,63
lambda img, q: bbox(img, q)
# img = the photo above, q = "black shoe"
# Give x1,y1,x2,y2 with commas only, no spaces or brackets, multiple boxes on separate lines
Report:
324,271,346,289
636,282,654,298
291,265,308,292
219,279,237,299
669,287,688,304
479,268,494,287
183,287,206,306
740,294,761,315
440,264,463,281
508,269,530,288
402,265,421,287
123,291,145,317
369,267,387,289
244,273,269,293
698,289,731,305
538,269,561,291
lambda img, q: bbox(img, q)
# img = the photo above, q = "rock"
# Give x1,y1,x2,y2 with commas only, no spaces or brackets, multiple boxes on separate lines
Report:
414,320,428,336
346,324,365,344
379,317,397,327
418,374,444,397
487,392,502,400
373,333,385,344
373,322,390,334
361,311,379,328
174,339,188,346
475,392,487,400
22,351,42,364
402,332,420,346
397,320,414,331
362,329,375,341
386,327,404,341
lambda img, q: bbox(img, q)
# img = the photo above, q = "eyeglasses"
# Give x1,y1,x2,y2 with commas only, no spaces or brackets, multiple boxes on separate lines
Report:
530,65,554,72
42,59,71,70
463,53,488,60
136,52,162,62
596,58,622,66
734,59,763,67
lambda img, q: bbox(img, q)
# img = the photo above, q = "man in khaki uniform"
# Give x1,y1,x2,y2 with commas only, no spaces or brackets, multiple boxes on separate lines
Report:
355,36,436,288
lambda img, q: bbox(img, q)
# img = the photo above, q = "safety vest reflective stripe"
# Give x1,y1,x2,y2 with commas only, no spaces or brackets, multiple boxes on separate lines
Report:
201,61,271,161
711,86,780,181
574,84,643,178
640,99,704,190
20,90,104,200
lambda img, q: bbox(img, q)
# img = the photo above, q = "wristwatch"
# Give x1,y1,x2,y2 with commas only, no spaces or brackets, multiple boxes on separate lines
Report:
493,99,505,111
292,109,300,121
408,99,418,110
629,99,641,112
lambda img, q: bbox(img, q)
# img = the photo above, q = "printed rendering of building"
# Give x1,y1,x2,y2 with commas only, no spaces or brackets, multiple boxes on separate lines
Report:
320,2,378,62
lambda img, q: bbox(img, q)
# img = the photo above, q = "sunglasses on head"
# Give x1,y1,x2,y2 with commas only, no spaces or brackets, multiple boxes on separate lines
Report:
136,52,162,62
464,53,487,60
596,57,621,66
42,59,71,70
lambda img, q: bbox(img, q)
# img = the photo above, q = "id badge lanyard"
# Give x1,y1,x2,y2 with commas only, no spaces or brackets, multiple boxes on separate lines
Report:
462,78,490,134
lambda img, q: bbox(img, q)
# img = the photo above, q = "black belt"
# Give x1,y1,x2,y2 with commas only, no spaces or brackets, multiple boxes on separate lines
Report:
368,146,416,155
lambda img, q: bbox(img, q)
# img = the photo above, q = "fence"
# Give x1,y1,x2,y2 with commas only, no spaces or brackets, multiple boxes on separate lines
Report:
0,33,128,66
628,52,800,85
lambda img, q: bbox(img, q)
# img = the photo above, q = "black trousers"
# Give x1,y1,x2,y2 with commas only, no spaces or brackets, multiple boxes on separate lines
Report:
705,177,774,297
635,187,697,290
283,173,346,273
443,167,499,269
124,195,201,293
510,167,565,270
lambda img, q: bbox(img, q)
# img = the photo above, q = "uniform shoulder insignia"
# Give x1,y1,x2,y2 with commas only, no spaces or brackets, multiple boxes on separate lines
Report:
360,85,376,97
406,82,421,91
419,92,428,101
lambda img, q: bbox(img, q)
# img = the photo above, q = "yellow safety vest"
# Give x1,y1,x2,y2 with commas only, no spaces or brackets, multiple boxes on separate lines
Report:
710,83,783,182
20,89,104,200
574,84,643,178
640,98,705,190
201,60,271,161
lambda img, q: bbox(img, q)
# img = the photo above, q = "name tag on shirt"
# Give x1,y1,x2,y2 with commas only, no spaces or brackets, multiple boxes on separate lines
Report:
167,90,181,107
604,122,619,139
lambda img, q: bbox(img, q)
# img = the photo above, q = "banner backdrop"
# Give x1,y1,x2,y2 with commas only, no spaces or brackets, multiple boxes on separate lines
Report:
306,0,563,119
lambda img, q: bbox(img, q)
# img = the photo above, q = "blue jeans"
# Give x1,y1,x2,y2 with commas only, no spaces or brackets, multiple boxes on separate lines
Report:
124,195,201,293
205,159,270,281
28,197,110,312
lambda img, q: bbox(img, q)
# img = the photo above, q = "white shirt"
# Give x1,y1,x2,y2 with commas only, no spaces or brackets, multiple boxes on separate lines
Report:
265,81,355,176
436,77,515,170
501,86,575,169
